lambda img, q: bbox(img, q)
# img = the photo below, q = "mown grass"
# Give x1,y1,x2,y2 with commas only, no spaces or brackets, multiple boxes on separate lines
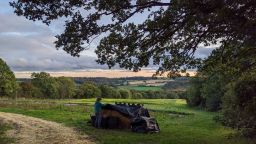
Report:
118,86,162,91
0,122,14,144
0,98,255,144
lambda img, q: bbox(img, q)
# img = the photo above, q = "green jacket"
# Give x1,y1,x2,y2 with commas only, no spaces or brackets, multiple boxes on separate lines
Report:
94,101,103,113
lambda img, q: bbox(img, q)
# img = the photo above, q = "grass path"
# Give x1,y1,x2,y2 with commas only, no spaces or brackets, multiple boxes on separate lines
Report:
0,122,13,144
0,112,94,144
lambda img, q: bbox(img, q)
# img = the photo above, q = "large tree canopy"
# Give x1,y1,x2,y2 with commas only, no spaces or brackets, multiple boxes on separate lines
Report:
10,0,256,75
0,58,17,97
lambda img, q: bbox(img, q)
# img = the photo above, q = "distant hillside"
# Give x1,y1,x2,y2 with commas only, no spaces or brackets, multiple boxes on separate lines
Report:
17,77,191,91
162,77,190,92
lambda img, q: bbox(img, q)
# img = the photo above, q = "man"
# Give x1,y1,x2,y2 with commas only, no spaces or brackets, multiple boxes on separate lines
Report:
94,97,103,128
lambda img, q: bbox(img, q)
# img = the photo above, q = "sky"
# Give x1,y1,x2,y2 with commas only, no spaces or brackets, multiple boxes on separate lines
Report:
0,0,214,78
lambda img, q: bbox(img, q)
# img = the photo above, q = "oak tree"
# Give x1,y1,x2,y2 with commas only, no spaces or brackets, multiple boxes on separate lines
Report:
10,0,256,75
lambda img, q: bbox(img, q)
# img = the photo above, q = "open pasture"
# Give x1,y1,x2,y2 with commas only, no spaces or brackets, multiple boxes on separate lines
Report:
0,98,254,144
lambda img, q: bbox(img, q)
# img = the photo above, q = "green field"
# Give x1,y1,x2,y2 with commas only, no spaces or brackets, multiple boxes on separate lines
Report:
0,98,255,144
118,86,162,91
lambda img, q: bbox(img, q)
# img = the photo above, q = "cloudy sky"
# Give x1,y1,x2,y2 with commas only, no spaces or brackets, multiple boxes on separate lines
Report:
0,0,214,77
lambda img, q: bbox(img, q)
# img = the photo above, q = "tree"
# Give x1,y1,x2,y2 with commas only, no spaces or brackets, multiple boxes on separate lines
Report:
77,82,101,98
56,77,76,99
221,70,256,137
10,0,256,75
200,74,224,111
18,82,42,98
188,41,256,136
119,89,131,99
99,85,113,98
31,72,59,98
99,85,120,98
186,76,204,107
0,58,17,97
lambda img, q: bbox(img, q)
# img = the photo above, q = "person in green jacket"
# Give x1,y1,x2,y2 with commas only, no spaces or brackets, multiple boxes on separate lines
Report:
94,97,103,128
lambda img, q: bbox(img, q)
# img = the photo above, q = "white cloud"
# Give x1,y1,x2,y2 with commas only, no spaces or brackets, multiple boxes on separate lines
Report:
0,0,105,71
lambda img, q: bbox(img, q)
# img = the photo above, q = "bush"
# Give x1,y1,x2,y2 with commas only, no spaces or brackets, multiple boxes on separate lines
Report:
200,74,224,111
166,92,178,99
18,82,43,98
221,70,256,137
186,77,205,107
119,89,131,99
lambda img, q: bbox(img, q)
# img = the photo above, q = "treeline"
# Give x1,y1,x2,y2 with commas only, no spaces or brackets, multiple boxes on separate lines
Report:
71,77,156,85
186,43,256,137
18,72,76,99
17,72,185,99
0,58,184,99
163,80,190,91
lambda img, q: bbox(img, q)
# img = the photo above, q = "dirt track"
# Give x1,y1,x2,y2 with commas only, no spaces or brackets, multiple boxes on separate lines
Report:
0,112,94,144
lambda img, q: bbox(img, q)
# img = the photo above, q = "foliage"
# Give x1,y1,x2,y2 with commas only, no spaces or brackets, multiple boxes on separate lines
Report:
18,72,186,99
77,82,101,98
99,85,120,98
18,82,42,98
166,92,179,99
188,41,256,112
0,58,17,97
186,77,205,107
30,73,76,99
163,80,190,91
200,74,224,111
221,70,256,137
56,77,76,99
118,89,131,99
186,42,256,137
10,0,256,75
31,72,59,98
129,90,143,99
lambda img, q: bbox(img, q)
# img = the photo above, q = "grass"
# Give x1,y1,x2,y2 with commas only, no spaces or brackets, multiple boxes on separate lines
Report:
0,122,14,144
0,98,255,144
118,85,162,91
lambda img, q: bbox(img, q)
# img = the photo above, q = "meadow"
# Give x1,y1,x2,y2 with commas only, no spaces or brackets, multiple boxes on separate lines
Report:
0,98,255,144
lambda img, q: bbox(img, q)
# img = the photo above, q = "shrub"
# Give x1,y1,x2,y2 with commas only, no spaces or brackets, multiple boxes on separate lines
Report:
18,82,43,98
186,77,205,107
119,89,131,99
221,70,256,137
200,74,224,111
